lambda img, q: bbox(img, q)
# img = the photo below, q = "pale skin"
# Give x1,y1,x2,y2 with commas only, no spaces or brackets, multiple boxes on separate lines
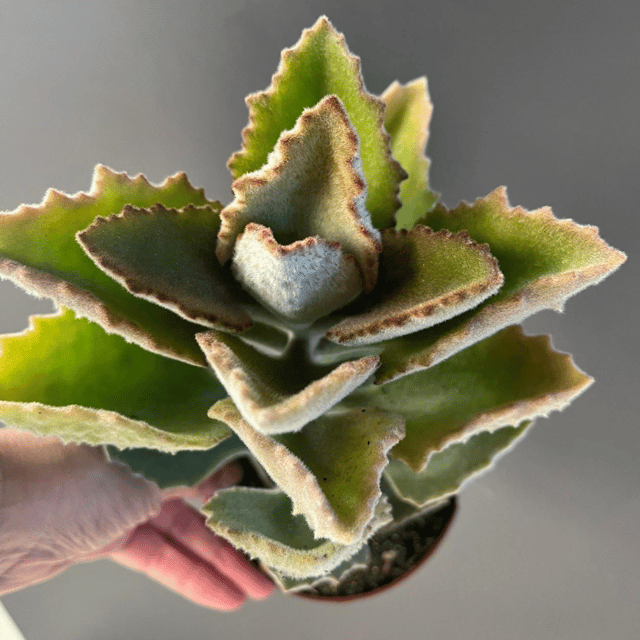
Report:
0,429,274,610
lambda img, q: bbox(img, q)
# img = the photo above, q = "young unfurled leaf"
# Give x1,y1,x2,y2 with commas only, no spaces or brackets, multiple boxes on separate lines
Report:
201,487,391,579
325,226,503,346
231,223,363,323
228,16,406,229
0,166,217,365
208,399,404,545
219,95,382,292
377,188,627,382
344,326,592,471
382,78,439,229
197,330,379,435
0,309,230,452
78,204,253,332
385,423,530,507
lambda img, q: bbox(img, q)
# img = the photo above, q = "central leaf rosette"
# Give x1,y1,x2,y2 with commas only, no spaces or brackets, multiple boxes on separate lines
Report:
217,95,381,324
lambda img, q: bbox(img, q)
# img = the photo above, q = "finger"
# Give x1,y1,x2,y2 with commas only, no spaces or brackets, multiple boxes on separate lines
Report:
160,461,243,502
108,524,246,611
151,499,274,600
195,460,244,501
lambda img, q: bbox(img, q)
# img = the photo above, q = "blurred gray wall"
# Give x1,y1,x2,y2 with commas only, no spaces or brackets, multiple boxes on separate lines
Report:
1,1,638,638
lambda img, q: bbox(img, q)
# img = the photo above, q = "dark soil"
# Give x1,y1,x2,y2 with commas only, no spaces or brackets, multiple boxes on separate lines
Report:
297,497,456,599
235,455,457,600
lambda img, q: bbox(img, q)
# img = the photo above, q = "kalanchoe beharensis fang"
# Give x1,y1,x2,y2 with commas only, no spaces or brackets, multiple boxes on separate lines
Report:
0,16,625,592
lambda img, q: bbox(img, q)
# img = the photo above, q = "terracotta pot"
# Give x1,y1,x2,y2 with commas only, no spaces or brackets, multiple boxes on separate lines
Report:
293,497,457,602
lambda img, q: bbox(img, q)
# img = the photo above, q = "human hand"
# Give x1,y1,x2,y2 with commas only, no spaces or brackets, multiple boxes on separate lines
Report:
0,429,274,610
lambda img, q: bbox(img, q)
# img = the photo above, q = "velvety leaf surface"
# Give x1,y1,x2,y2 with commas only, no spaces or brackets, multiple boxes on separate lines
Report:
227,16,406,229
78,203,253,331
107,434,247,490
231,223,363,323
344,326,592,471
325,226,503,346
377,188,627,382
382,78,439,229
385,423,530,507
0,166,215,365
202,487,391,579
0,309,230,451
379,473,427,526
208,399,404,544
266,542,372,592
197,330,379,434
219,95,382,292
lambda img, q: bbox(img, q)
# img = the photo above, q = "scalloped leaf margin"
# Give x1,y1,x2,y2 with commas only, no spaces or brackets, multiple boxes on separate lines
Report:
376,187,626,382
0,165,219,366
382,77,439,230
227,16,406,229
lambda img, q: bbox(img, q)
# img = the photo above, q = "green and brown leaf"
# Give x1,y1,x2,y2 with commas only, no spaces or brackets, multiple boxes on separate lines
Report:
208,399,404,544
376,188,626,382
227,16,406,230
0,166,220,365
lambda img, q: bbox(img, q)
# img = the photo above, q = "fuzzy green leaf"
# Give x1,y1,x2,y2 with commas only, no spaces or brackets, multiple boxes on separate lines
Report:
107,434,246,490
377,188,627,382
202,487,391,579
208,399,404,544
382,78,439,229
227,16,406,229
379,473,431,526
344,326,592,471
385,423,529,507
197,330,379,435
219,95,382,292
325,226,503,346
0,309,230,452
0,166,217,366
78,204,253,332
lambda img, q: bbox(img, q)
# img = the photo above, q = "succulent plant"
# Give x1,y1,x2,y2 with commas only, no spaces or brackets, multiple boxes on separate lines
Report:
0,16,625,594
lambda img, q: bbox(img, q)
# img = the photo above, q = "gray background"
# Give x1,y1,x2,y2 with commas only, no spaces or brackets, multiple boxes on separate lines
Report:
1,1,638,638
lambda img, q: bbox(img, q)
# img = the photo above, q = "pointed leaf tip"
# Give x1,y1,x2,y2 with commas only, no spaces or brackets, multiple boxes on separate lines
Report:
227,17,406,229
377,187,626,381
78,203,253,332
326,225,503,346
347,326,593,472
208,399,404,544
385,423,530,508
381,77,439,229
